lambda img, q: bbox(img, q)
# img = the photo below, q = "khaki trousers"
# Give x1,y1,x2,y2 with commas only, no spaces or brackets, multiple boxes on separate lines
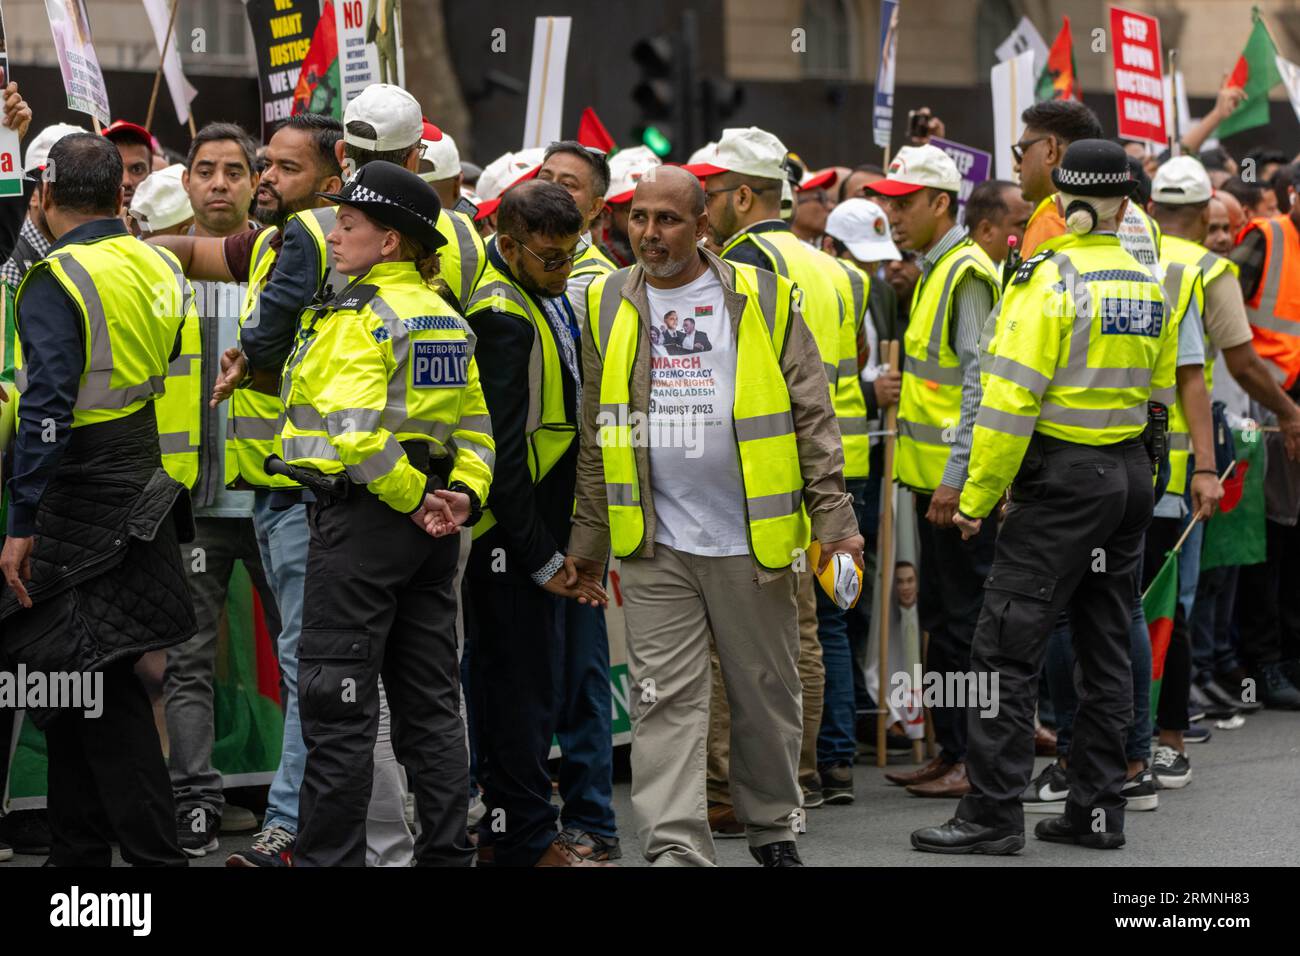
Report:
622,544,803,866
708,569,824,804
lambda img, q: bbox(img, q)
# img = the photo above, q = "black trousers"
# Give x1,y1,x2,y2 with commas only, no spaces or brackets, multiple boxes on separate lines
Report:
957,435,1152,835
914,491,999,764
1145,517,1190,732
45,660,186,867
295,489,472,867
465,530,561,866
1236,519,1300,668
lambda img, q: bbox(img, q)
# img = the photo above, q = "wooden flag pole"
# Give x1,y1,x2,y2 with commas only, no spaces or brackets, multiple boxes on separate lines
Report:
188,115,197,140
1168,49,1180,156
875,340,900,768
145,0,182,132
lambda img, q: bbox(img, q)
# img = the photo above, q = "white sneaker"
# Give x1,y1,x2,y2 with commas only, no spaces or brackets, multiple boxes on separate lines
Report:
1151,745,1192,789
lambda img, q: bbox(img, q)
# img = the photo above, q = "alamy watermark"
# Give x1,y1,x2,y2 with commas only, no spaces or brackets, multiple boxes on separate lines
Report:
889,664,1000,719
0,665,103,718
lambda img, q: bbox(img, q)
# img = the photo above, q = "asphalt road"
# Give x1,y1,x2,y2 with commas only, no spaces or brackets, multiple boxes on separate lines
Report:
5,709,1295,867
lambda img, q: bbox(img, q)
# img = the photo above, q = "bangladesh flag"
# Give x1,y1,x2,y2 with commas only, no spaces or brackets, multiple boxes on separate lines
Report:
292,0,341,120
1201,429,1267,571
1217,8,1282,139
1035,17,1080,102
1143,549,1179,721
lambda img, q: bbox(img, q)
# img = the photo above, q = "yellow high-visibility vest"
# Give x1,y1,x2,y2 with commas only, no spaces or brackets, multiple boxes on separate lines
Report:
589,261,811,569
1160,235,1211,496
436,208,486,311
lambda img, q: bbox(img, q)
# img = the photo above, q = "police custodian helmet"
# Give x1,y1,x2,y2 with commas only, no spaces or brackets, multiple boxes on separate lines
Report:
318,160,447,253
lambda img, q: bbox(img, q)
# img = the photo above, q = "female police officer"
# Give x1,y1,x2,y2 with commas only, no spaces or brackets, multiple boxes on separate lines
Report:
273,160,494,866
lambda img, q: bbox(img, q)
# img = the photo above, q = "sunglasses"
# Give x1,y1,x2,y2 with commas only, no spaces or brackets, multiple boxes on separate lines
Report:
511,236,589,272
1011,135,1050,164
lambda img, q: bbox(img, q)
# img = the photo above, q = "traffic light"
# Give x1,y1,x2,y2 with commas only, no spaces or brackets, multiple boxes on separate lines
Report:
631,35,677,158
701,78,744,134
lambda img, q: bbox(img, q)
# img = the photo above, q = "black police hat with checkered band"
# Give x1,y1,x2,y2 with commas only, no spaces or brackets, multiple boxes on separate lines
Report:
1050,139,1135,199
317,160,447,253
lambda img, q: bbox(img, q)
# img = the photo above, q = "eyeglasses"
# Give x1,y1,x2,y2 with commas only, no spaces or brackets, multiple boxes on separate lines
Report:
1011,135,1050,164
511,236,589,272
705,183,778,200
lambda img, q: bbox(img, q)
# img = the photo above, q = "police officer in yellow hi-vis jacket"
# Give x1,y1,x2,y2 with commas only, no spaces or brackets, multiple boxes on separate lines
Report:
912,141,1180,856
273,161,493,867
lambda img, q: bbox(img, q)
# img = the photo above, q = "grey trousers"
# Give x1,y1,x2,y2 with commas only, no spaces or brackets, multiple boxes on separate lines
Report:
165,517,278,816
621,544,803,866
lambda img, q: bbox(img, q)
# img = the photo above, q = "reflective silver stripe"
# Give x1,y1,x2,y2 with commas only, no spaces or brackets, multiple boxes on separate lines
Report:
79,374,166,410
1161,262,1186,316
345,434,405,483
924,254,977,364
836,358,858,377
596,270,635,356
975,405,1038,436
904,354,963,387
467,279,529,317
229,415,279,440
1039,401,1147,429
456,438,496,471
837,417,869,435
1049,252,1094,372
457,413,493,436
754,266,779,338
1168,432,1191,451
989,354,1051,394
1249,220,1285,321
448,213,480,307
143,243,194,318
282,435,338,461
387,417,455,442
747,488,803,521
14,367,27,391
158,431,195,454
734,410,794,441
325,407,382,435
286,404,325,430
526,324,544,434
599,402,628,422
1058,366,1153,389
1267,360,1289,383
1196,251,1222,276
837,260,865,324
368,294,411,365
606,482,637,507
823,361,837,381
306,206,343,296
1151,386,1176,405
748,234,789,277
897,418,947,444
168,353,200,376
1248,311,1300,336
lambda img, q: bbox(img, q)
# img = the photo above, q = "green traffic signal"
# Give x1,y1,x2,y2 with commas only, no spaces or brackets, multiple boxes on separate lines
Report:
642,126,672,158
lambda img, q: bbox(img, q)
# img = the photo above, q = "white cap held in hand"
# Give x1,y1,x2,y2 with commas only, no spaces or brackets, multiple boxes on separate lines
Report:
343,83,424,152
129,164,193,233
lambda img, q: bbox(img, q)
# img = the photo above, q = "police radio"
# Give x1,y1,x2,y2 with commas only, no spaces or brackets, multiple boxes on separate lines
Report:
1144,401,1169,474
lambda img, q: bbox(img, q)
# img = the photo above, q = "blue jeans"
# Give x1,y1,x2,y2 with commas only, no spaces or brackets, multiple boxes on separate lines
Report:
253,494,309,834
1191,565,1241,683
1044,597,1152,764
817,479,869,768
554,598,616,838
1178,521,1202,620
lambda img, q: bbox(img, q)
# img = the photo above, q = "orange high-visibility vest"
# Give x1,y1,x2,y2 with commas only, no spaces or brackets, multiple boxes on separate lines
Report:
1242,215,1300,390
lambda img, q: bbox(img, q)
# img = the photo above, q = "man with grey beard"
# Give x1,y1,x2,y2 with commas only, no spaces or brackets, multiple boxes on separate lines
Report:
570,166,862,866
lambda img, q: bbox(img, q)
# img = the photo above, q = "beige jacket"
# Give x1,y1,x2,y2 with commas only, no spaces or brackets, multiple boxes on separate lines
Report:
568,247,858,583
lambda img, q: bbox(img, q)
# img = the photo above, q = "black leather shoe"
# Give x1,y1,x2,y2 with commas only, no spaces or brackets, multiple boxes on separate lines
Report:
910,817,1024,855
749,841,804,867
1034,814,1125,849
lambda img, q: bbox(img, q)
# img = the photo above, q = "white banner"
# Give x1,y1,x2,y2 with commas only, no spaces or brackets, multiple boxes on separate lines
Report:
522,16,571,150
142,0,197,124
992,49,1036,181
1276,54,1300,126
995,15,1049,78
0,2,23,198
336,0,405,109
44,0,111,126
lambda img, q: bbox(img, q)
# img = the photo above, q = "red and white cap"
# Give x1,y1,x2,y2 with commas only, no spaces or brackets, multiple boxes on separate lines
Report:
473,146,545,219
866,144,961,197
419,120,462,183
101,119,152,151
605,145,662,204
682,127,788,181
343,83,423,151
799,167,837,192
129,164,193,233
25,122,85,173
825,198,901,262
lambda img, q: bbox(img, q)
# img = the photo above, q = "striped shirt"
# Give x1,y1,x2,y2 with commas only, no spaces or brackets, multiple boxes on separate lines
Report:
917,225,995,490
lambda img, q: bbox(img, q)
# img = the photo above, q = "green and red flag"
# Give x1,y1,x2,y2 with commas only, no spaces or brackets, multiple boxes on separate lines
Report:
292,0,341,120
577,107,616,153
1036,17,1080,102
1142,548,1179,721
1201,428,1267,570
1217,7,1282,139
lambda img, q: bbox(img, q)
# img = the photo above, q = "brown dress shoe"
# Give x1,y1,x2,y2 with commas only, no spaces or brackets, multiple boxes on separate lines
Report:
905,762,970,798
1034,725,1058,757
535,838,614,867
883,754,951,787
708,802,745,838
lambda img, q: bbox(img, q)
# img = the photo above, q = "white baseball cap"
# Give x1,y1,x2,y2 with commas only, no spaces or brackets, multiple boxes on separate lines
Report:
419,120,461,183
683,127,788,181
1151,156,1213,205
867,144,961,197
343,83,423,151
24,122,85,173
825,198,902,262
686,141,716,166
129,164,193,233
606,145,662,203
473,146,545,219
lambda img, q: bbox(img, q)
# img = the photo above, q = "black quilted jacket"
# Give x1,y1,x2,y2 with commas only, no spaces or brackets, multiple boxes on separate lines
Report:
0,404,197,725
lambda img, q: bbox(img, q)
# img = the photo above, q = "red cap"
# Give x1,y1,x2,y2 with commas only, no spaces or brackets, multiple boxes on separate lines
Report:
864,178,927,197
798,168,837,192
421,119,444,143
680,162,728,179
101,119,152,150
474,165,541,219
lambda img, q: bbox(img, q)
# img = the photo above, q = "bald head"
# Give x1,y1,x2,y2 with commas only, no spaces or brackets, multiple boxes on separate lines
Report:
633,165,706,216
